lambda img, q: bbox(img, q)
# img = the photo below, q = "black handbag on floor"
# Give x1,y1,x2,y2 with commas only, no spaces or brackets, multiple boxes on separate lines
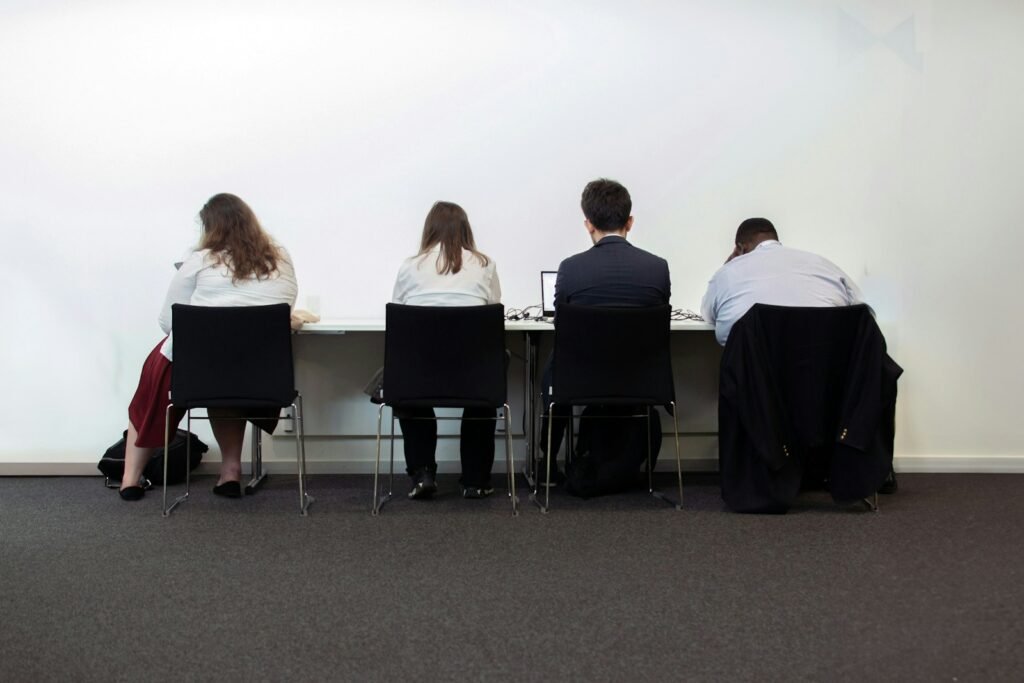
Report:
98,429,207,487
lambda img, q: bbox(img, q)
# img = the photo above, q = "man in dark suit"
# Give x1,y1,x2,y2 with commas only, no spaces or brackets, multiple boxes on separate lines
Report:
538,178,671,487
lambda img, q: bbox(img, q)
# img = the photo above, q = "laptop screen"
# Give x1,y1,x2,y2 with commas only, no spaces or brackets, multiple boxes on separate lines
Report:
541,271,557,316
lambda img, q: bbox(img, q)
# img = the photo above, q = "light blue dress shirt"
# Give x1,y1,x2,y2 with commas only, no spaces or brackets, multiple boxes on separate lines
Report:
700,240,863,345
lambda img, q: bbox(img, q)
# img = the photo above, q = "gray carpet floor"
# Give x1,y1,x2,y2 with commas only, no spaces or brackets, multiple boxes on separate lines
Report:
1,473,1022,682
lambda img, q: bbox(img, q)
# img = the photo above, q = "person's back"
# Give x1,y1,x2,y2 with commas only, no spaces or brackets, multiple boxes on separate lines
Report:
120,193,297,502
184,249,297,307
158,247,297,360
555,235,669,309
393,247,499,307
389,201,502,501
539,178,670,493
701,218,861,346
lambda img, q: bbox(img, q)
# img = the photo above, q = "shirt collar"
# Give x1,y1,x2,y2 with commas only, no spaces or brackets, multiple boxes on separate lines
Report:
595,234,628,247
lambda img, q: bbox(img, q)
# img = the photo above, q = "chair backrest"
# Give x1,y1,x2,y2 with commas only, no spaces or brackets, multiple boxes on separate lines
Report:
171,303,296,408
383,303,506,408
722,303,878,445
551,303,674,406
719,303,897,509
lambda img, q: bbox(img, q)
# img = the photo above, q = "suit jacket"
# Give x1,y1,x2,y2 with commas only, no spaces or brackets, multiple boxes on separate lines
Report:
555,235,671,309
718,304,902,513
544,235,671,495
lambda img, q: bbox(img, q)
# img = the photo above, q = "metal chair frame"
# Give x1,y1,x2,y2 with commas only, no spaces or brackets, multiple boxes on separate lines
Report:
526,303,682,514
161,395,312,516
532,401,683,513
372,405,518,516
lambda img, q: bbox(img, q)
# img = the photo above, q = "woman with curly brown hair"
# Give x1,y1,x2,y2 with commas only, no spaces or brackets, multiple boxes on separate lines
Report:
119,193,297,501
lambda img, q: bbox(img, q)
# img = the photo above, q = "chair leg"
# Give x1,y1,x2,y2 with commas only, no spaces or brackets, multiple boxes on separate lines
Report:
862,493,879,512
162,404,169,514
522,333,537,489
530,402,555,514
388,412,396,501
646,411,654,494
372,403,392,515
526,391,543,492
504,404,519,516
649,403,684,510
245,421,268,495
294,396,313,516
185,410,192,497
567,408,575,471
163,406,190,517
672,402,683,509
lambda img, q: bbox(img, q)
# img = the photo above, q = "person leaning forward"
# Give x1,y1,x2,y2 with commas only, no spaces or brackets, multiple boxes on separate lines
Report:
700,217,862,346
700,217,897,494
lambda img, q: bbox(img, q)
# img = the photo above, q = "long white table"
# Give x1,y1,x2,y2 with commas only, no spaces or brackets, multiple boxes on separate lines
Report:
272,317,720,481
299,319,714,334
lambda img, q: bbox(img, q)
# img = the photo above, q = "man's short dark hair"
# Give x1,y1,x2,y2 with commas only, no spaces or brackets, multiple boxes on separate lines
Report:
735,217,778,244
581,179,632,231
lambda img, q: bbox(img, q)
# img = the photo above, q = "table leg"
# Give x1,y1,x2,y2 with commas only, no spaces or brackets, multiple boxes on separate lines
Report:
523,331,539,488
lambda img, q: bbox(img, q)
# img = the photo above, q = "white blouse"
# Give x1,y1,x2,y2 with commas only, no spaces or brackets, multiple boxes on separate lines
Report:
392,247,501,307
158,246,298,360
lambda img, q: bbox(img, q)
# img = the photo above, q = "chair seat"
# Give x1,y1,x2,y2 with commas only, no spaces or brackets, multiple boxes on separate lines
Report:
550,395,666,407
173,394,297,410
385,397,504,409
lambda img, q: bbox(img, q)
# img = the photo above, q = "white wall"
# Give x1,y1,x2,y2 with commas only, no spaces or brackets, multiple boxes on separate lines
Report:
1,0,1022,466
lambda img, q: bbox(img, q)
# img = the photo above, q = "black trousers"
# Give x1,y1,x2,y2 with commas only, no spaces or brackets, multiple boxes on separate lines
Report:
538,355,662,470
396,407,497,488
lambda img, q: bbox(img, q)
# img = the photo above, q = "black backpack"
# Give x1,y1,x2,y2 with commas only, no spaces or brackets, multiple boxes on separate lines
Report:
98,429,207,488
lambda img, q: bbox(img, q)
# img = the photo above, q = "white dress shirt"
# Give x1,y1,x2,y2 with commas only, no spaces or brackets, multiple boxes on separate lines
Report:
158,246,298,360
701,240,863,346
392,247,501,306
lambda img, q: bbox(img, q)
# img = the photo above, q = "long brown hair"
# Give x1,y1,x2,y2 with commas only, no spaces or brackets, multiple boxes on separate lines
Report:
198,193,280,283
418,201,489,274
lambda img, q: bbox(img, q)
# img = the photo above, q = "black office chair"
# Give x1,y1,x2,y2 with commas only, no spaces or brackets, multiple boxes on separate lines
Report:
162,303,312,516
535,303,683,513
718,304,902,513
372,303,518,516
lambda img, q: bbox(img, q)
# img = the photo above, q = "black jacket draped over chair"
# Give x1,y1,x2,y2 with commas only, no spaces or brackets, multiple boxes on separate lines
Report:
719,304,903,513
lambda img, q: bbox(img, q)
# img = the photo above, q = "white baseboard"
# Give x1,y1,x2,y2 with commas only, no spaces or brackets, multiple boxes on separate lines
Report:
2,455,1023,476
893,454,1024,473
0,458,721,476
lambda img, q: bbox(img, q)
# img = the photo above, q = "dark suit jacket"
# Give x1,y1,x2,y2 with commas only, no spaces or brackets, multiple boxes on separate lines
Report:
544,235,672,495
555,235,671,309
718,304,902,513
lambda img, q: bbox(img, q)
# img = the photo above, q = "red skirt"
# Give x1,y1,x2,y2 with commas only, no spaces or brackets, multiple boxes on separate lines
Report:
129,338,184,448
127,338,283,448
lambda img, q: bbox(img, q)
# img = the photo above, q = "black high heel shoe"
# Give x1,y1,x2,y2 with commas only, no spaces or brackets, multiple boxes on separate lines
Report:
212,481,242,498
119,486,145,501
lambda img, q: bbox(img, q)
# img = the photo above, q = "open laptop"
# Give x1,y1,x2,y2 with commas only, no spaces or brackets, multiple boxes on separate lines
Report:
541,271,557,319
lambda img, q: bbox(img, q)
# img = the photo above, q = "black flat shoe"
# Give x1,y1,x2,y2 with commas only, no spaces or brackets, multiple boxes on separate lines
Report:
119,486,145,501
533,459,565,487
462,485,495,499
407,468,437,500
213,481,242,498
